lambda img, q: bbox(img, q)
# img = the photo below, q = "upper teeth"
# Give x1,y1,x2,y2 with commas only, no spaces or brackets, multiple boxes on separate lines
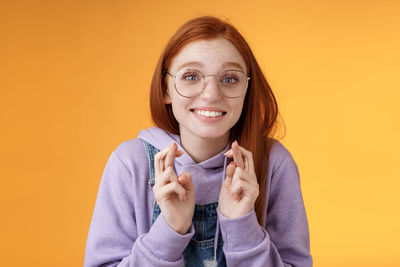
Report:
195,110,223,117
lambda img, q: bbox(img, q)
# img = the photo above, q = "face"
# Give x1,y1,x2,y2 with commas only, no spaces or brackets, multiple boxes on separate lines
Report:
164,38,247,144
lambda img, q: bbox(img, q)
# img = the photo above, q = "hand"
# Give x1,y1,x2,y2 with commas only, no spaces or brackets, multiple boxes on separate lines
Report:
153,142,195,234
218,141,259,218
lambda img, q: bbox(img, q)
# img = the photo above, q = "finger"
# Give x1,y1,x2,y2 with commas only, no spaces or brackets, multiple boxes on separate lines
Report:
231,167,259,197
230,167,252,200
177,174,187,185
230,167,242,200
178,172,194,192
236,145,255,175
226,161,236,179
154,167,183,200
176,149,184,157
235,166,258,187
157,181,187,202
223,162,235,188
154,145,173,178
232,141,245,169
223,149,233,158
155,166,176,186
167,166,180,187
164,143,177,168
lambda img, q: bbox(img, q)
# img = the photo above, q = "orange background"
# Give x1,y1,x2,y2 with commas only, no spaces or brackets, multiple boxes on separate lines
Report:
1,0,399,266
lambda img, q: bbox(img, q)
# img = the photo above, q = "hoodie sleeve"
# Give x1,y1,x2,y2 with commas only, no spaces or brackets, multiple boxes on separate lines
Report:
84,150,194,267
217,145,313,267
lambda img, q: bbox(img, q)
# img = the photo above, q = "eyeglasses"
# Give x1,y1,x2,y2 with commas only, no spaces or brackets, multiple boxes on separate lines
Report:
165,69,250,98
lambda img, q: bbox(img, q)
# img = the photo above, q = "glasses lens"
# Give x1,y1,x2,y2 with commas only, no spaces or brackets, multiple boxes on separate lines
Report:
218,70,248,98
174,69,204,97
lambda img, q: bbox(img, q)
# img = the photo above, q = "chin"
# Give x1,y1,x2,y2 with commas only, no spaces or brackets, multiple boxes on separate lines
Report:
193,128,230,140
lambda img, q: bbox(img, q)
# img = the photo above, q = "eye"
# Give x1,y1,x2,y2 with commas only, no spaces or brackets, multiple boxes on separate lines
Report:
221,75,239,84
181,71,201,81
184,74,199,81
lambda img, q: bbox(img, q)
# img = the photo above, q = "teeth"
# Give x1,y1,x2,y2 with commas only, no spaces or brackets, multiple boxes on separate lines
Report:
194,110,223,118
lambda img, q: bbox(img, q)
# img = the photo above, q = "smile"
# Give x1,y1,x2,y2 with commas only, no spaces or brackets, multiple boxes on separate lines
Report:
192,109,226,118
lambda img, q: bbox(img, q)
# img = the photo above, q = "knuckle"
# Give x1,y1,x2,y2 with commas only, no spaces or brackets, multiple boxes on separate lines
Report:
153,183,160,191
233,179,242,188
153,188,160,199
252,183,259,194
254,187,259,197
170,181,179,191
165,166,173,175
155,174,163,184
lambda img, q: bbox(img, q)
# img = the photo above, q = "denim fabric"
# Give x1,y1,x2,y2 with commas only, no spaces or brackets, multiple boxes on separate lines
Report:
143,140,226,266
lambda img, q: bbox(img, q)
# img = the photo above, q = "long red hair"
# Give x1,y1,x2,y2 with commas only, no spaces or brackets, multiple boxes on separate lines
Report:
150,16,285,225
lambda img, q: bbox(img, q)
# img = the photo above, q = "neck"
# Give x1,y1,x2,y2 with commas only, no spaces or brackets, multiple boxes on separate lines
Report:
179,131,230,163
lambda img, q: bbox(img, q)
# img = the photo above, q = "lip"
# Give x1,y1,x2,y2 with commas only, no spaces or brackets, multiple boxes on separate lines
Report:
190,106,226,113
191,110,226,123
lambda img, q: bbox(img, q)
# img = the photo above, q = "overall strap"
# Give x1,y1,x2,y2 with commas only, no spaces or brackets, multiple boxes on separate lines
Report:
142,140,160,189
142,140,162,225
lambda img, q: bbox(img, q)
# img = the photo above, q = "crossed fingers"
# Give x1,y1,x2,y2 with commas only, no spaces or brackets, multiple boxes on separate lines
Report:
154,143,183,177
224,141,258,200
224,141,256,177
153,143,187,202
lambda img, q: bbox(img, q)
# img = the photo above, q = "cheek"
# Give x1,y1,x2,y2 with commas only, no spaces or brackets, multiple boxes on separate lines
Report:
228,100,246,127
170,97,190,120
232,99,245,118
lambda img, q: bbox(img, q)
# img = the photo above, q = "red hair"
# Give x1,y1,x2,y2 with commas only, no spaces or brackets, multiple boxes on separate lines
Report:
150,16,285,225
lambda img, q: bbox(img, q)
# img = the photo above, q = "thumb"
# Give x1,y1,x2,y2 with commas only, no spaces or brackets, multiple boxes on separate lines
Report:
223,162,236,187
178,172,194,191
226,161,236,178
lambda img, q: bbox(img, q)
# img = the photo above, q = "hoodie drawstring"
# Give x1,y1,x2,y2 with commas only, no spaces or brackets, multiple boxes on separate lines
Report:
212,155,228,261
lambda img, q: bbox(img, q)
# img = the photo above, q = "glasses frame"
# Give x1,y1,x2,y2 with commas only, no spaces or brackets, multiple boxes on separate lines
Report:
165,69,250,99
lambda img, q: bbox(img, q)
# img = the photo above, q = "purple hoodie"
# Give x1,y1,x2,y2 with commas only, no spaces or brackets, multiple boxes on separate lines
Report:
84,127,312,266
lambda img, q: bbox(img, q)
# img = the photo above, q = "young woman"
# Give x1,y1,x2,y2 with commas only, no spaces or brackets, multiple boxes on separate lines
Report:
84,16,313,267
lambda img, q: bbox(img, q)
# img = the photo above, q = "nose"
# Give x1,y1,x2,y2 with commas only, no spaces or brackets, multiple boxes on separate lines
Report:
200,75,222,100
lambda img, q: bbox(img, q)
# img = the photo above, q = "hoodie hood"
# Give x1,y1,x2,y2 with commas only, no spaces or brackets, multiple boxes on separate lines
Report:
137,126,230,169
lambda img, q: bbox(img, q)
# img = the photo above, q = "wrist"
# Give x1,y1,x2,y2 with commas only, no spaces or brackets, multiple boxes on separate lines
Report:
162,213,191,235
175,224,191,235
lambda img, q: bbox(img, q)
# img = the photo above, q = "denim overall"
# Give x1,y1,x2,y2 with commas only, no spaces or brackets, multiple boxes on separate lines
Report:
143,140,226,267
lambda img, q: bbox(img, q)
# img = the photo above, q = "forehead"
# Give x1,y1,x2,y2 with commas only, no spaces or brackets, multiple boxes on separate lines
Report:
170,38,247,72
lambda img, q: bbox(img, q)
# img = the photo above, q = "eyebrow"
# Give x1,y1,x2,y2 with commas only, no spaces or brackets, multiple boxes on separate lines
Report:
222,62,246,72
177,61,203,71
177,61,246,72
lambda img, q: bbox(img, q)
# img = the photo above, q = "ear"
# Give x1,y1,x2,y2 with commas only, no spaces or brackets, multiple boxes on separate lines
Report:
163,91,171,104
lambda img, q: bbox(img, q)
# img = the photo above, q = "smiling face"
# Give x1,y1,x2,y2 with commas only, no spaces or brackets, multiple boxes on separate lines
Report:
164,38,248,145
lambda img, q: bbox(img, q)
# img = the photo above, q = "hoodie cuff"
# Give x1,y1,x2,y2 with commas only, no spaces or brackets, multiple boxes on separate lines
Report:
143,213,194,261
217,208,266,252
